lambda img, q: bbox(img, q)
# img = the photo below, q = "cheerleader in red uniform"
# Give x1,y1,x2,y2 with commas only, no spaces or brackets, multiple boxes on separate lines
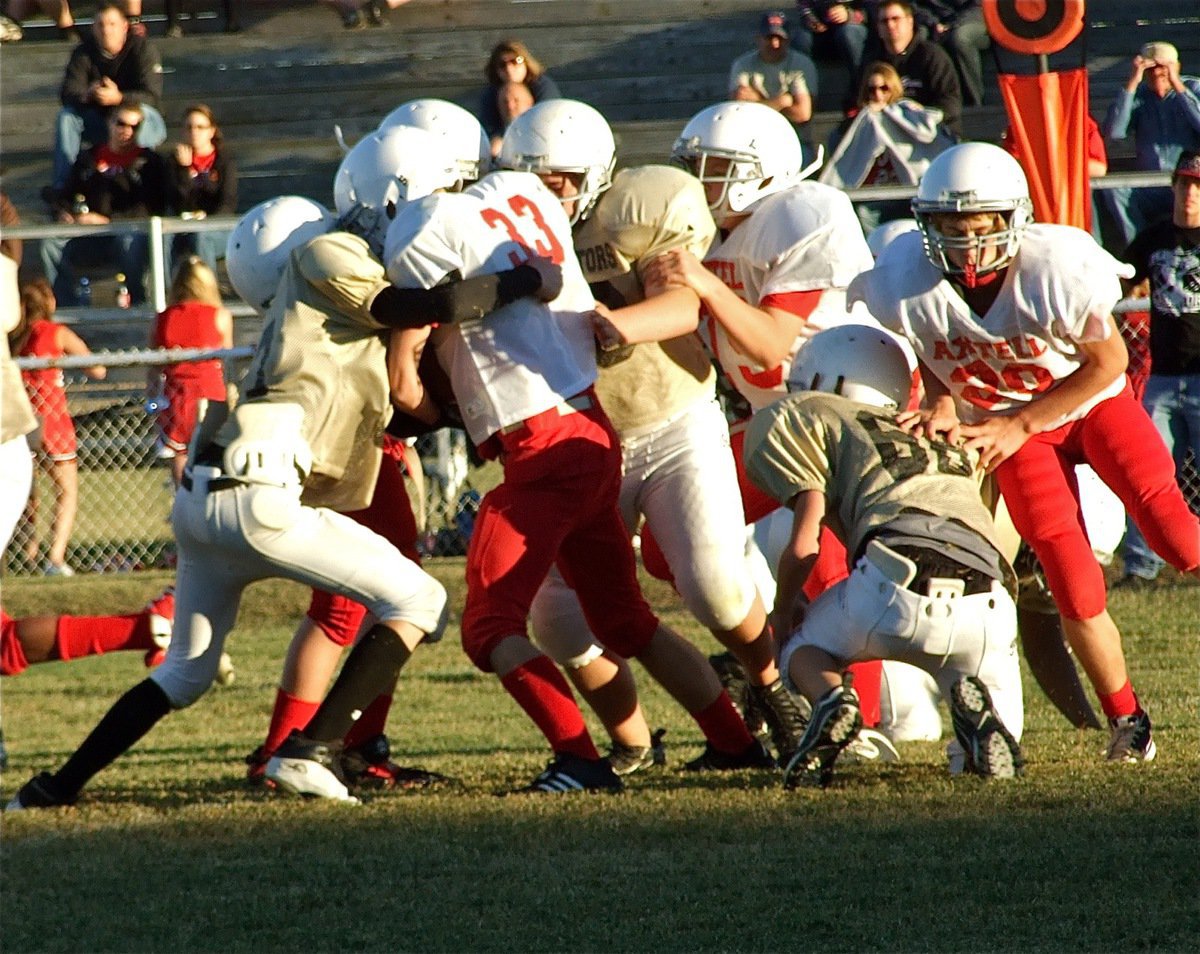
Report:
148,255,233,486
11,279,105,575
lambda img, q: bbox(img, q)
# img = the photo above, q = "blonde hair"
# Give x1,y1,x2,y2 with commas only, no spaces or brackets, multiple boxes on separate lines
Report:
858,62,904,107
9,278,54,352
168,255,222,308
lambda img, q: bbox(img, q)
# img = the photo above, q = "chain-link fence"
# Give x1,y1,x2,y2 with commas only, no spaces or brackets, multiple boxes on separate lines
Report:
6,307,1198,576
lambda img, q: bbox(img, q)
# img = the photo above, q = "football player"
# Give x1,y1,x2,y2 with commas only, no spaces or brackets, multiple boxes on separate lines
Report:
601,101,889,736
385,169,767,792
499,99,808,770
6,170,469,810
850,142,1200,763
746,324,1024,787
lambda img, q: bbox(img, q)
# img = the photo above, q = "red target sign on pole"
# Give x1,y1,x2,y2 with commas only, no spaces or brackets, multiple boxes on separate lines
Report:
983,0,1086,56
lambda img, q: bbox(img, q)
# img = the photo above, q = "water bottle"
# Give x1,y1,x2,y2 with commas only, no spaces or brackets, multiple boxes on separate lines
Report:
115,273,131,309
76,276,92,307
72,193,89,215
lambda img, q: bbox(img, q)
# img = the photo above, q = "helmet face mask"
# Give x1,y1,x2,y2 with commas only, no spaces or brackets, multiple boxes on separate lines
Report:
498,100,615,224
912,142,1033,287
671,102,811,225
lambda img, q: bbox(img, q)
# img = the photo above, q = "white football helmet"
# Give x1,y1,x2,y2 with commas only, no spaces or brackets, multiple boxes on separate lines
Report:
498,100,616,224
671,102,815,223
912,142,1033,285
787,324,912,409
225,196,335,313
866,217,919,260
332,124,461,217
378,98,490,182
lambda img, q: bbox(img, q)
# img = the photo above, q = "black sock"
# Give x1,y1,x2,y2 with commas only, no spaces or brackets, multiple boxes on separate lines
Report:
304,625,412,743
55,679,173,797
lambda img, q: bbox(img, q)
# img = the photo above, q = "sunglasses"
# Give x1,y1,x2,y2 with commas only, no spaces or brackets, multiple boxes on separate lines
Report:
114,118,141,129
867,84,891,93
501,55,525,66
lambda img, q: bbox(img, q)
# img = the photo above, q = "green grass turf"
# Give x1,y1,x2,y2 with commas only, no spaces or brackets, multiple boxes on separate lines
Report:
1,566,1197,953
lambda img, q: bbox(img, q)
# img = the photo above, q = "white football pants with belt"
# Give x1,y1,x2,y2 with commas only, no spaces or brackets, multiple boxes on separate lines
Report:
152,467,447,708
781,543,1023,771
530,396,757,668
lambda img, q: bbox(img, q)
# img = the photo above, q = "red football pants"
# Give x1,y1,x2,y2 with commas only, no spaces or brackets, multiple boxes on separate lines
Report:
460,397,660,671
996,384,1200,620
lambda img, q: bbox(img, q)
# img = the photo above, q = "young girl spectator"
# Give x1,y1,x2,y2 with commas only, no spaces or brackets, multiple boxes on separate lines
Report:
11,279,105,576
167,104,238,275
148,255,232,487
477,40,560,155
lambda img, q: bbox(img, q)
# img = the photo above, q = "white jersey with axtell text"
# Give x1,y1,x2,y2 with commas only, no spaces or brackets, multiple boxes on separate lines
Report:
849,224,1135,427
384,172,596,446
703,181,874,410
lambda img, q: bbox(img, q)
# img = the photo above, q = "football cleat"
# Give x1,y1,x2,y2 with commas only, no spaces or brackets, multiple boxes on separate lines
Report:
607,728,667,777
783,682,863,790
949,676,1024,779
749,678,811,764
683,739,776,772
143,586,175,667
508,754,624,795
1105,710,1157,764
842,727,901,764
708,652,769,744
265,731,360,804
244,744,275,788
340,734,452,790
5,772,77,812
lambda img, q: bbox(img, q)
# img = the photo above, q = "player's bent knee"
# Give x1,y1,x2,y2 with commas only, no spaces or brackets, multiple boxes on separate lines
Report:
150,664,217,709
371,574,448,645
676,570,755,632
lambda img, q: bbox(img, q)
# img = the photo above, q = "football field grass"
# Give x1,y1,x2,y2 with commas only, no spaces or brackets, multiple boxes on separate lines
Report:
1,565,1197,953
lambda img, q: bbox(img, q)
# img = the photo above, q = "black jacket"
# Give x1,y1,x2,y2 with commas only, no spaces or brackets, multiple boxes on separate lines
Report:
60,33,163,112
52,146,170,219
167,148,238,216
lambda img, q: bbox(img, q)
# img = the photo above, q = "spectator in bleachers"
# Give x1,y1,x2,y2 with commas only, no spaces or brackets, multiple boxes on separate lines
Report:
40,100,171,307
491,81,535,159
915,2,988,107
792,3,869,92
1103,41,1200,250
729,12,815,155
0,1,80,41
167,103,238,274
10,278,106,576
821,61,954,230
1114,149,1200,587
477,40,561,156
164,0,240,37
866,0,962,137
148,255,232,487
51,0,165,192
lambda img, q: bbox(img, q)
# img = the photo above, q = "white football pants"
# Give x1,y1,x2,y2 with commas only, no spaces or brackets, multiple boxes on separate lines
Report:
152,468,447,707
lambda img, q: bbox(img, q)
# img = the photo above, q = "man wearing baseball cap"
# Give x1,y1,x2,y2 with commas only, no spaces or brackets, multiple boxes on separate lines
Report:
728,11,816,138
1102,40,1200,247
1115,147,1200,587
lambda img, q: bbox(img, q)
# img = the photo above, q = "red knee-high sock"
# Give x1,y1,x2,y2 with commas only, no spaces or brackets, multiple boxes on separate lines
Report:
499,655,599,760
693,690,756,755
343,691,393,750
263,688,320,757
1098,680,1140,720
847,660,882,727
54,613,153,662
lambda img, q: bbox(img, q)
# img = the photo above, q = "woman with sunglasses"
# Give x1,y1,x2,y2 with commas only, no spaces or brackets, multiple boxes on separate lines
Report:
167,103,238,275
477,39,561,156
820,61,955,231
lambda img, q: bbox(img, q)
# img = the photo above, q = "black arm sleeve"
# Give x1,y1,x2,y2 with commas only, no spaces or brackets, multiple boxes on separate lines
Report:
370,264,543,329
